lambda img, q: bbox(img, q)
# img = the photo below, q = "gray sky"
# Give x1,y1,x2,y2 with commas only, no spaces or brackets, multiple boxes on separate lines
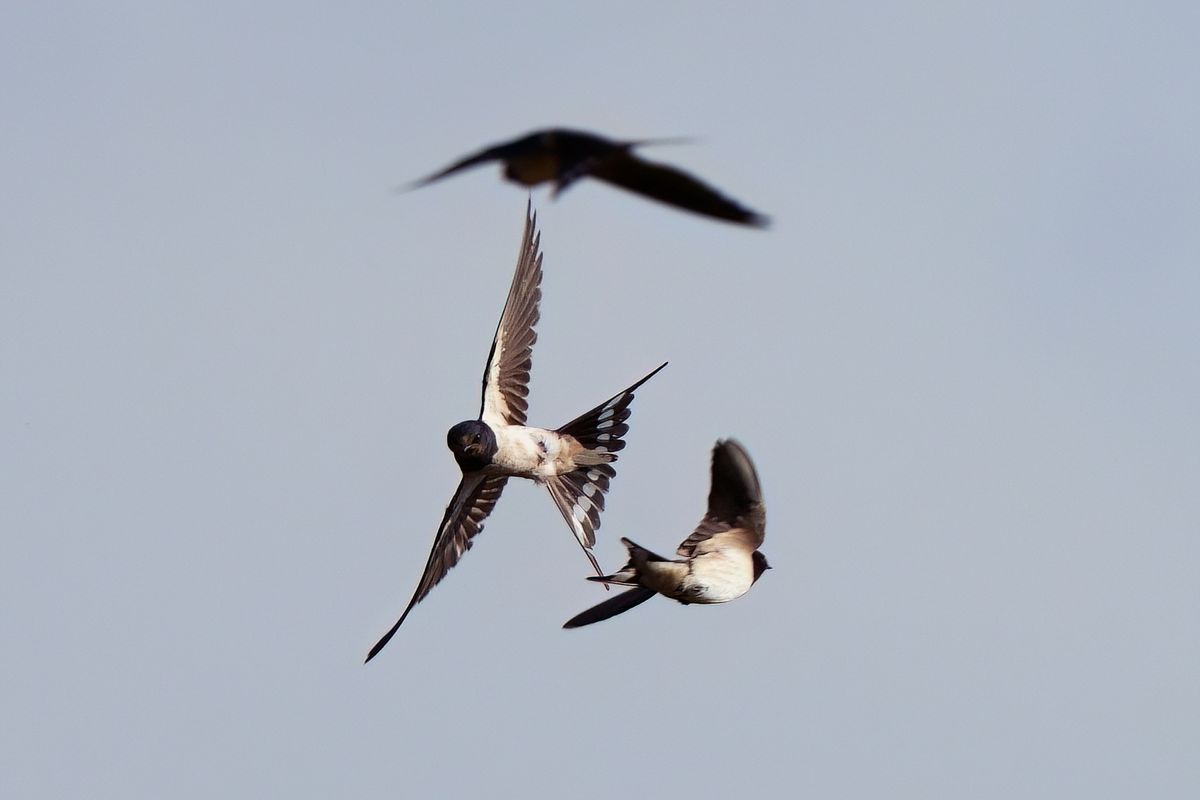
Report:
3,2,1197,797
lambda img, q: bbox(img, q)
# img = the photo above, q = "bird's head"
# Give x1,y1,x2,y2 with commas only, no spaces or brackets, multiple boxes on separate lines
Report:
447,420,497,471
751,551,772,583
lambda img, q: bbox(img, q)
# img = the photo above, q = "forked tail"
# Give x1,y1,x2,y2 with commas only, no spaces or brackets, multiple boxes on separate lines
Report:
544,362,667,579
586,536,670,586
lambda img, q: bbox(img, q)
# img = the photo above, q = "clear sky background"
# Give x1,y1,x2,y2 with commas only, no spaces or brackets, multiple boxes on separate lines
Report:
3,2,1197,798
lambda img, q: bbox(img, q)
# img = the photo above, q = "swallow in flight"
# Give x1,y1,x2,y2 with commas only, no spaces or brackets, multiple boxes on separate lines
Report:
408,128,769,227
563,438,769,629
366,202,665,661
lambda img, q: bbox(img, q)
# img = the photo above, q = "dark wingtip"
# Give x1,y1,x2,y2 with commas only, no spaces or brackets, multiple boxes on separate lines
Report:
364,635,389,664
395,180,425,195
713,437,759,481
717,207,770,228
709,438,763,517
363,612,408,664
746,211,772,229
630,135,700,149
397,170,450,194
562,587,657,629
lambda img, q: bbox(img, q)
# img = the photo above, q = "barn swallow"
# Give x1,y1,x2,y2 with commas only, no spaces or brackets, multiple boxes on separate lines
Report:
563,438,769,628
365,201,666,661
408,128,769,227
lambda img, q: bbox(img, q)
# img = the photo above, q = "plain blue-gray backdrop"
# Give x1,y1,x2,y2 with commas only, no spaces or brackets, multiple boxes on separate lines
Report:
3,2,1197,797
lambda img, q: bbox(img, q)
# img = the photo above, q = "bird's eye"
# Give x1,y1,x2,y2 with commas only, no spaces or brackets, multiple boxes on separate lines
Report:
472,434,480,443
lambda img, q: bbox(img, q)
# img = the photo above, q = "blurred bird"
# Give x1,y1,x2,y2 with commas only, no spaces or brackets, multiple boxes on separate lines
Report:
366,201,665,661
563,438,769,629
408,128,769,227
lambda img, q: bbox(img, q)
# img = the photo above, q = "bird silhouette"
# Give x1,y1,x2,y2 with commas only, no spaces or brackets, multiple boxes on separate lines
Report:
408,128,769,227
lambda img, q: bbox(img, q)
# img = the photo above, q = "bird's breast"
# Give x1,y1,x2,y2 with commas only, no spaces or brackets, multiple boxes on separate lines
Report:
504,154,560,186
675,551,755,604
490,426,572,478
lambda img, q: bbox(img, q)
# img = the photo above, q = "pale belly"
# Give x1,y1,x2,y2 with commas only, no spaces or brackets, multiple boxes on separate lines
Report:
670,551,754,604
488,425,577,479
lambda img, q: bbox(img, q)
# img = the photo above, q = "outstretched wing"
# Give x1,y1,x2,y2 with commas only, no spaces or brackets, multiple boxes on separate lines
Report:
365,474,508,662
589,154,769,227
406,139,523,190
562,587,656,629
479,200,543,428
676,438,766,558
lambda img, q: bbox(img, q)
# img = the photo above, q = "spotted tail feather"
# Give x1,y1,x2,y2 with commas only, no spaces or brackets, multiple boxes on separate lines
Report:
546,362,667,579
545,463,615,577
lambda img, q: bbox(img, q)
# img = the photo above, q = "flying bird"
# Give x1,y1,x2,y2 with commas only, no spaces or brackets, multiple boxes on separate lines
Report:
408,128,769,227
366,201,666,661
563,438,769,629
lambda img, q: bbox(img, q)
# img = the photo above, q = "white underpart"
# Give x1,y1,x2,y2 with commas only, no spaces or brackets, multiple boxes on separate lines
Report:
674,548,755,604
489,425,575,479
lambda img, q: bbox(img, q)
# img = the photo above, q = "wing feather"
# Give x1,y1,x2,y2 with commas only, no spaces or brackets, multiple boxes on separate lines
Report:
407,142,516,189
676,439,766,557
479,201,543,428
365,474,508,661
562,587,656,629
589,155,768,227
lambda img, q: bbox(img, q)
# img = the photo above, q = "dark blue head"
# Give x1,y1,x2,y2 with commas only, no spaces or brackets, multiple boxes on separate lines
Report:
752,551,772,583
447,420,498,472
